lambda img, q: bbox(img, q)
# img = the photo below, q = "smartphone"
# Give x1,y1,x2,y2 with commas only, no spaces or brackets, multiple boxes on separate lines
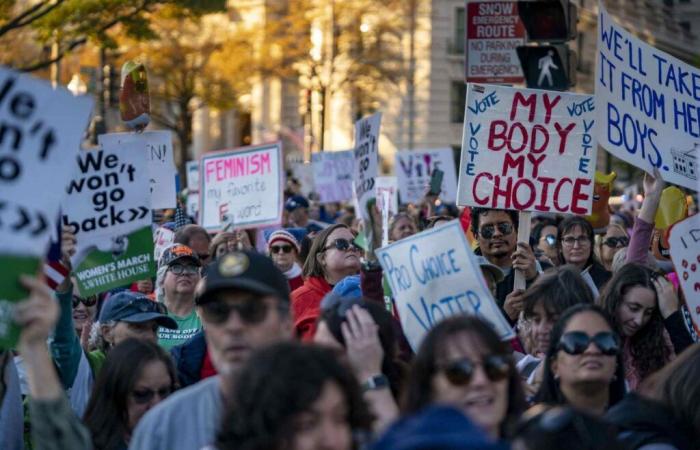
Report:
428,168,444,196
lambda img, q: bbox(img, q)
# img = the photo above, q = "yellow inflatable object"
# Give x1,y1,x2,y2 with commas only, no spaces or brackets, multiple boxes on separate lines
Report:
586,171,616,231
651,186,688,261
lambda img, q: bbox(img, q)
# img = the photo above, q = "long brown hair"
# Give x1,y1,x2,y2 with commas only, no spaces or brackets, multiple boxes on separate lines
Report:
302,224,349,278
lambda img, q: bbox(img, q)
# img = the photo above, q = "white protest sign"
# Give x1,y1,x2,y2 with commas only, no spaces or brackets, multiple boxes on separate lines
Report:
99,130,178,209
596,5,699,191
376,220,514,351
186,160,199,192
290,161,315,197
0,68,93,257
154,226,175,263
199,142,283,231
354,113,382,221
311,150,354,203
186,192,199,219
457,84,597,214
669,214,700,332
375,176,399,215
396,148,458,204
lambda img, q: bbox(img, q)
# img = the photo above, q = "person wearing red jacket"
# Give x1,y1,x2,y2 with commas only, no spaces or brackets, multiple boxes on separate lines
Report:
291,224,361,340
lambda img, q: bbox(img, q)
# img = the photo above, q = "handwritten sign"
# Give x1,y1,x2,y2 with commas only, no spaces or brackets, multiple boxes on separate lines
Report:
311,150,354,203
596,5,699,191
396,148,458,204
669,214,700,332
186,160,199,192
354,113,382,221
154,226,175,263
199,142,283,231
99,131,178,209
290,161,315,197
375,176,399,215
376,220,514,351
457,84,597,214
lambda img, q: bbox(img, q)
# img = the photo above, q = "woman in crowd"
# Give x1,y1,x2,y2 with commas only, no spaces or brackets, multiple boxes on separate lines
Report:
557,216,611,294
403,316,526,440
292,224,361,340
215,342,372,450
530,218,559,266
599,263,693,391
209,229,255,257
388,212,418,242
83,339,177,450
595,223,629,272
535,304,626,416
267,229,304,291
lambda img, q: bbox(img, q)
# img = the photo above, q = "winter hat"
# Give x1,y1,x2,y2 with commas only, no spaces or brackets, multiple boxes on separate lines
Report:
267,229,301,253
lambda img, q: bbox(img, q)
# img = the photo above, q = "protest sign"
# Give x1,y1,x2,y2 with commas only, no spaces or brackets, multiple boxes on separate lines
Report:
290,161,315,197
375,176,399,215
186,160,199,192
154,226,175,263
669,214,700,333
457,84,597,215
396,148,458,204
354,113,382,221
61,147,155,295
99,130,178,209
596,5,699,191
376,220,514,351
311,150,354,203
186,192,199,220
199,142,283,231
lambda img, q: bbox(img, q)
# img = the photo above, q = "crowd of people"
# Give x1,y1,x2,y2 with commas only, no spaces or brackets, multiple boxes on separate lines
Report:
1,168,698,450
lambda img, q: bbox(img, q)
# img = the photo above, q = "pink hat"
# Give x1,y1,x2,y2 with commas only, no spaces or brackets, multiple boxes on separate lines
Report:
267,229,300,253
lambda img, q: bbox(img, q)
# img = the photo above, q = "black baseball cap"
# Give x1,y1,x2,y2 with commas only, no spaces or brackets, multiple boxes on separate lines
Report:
196,251,290,305
99,291,177,329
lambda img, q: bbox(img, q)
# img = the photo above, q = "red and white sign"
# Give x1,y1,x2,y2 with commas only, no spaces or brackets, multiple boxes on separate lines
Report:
466,1,525,84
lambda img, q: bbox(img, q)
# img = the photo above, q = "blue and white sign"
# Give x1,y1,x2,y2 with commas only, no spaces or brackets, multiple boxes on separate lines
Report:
596,4,699,191
376,221,514,351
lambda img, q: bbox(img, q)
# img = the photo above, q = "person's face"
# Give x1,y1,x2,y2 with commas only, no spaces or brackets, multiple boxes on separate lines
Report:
106,320,159,347
390,216,417,241
476,211,517,262
162,261,201,300
318,228,361,278
431,331,510,437
199,291,291,377
270,241,298,272
616,287,656,337
530,302,557,357
551,312,617,391
560,226,591,266
136,279,154,294
291,207,309,225
72,283,97,333
126,360,173,432
537,225,559,262
189,234,211,264
600,227,628,268
289,381,352,450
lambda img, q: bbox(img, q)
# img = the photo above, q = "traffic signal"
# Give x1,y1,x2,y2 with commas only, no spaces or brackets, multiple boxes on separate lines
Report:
516,0,577,90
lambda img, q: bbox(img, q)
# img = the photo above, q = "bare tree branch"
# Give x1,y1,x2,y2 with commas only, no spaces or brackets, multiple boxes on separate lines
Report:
0,0,65,37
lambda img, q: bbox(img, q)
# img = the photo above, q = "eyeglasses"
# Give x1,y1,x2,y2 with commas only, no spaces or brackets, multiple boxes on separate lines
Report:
602,236,629,248
324,238,361,253
541,234,557,247
561,236,590,247
557,331,619,356
131,386,173,405
270,244,294,254
200,298,271,325
72,295,98,308
168,264,200,276
440,354,511,386
478,222,513,239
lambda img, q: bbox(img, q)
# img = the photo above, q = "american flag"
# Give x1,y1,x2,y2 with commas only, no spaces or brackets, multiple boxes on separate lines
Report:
174,204,190,231
44,229,69,291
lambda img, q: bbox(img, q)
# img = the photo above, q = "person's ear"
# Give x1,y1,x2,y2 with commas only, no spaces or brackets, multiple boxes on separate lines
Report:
316,250,326,268
101,323,115,346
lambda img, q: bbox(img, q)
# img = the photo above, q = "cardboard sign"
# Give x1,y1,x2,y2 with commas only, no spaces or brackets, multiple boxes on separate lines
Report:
596,5,699,191
154,226,175,263
396,148,458,204
290,161,315,197
186,192,199,220
669,214,700,332
186,160,199,192
375,176,399,215
311,150,354,203
354,113,382,221
199,142,283,231
466,1,526,84
457,84,597,214
0,68,93,257
61,147,154,295
376,221,514,351
99,131,178,209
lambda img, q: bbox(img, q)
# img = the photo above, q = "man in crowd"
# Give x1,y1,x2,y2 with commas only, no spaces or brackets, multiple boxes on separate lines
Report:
174,224,212,265
157,245,203,350
130,251,292,450
285,195,325,233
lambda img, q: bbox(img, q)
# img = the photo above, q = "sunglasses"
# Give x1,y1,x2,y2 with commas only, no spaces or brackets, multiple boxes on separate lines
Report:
168,264,200,276
557,331,619,356
72,295,98,308
131,386,173,405
602,236,629,248
478,222,513,239
324,238,361,253
440,354,511,386
200,298,270,325
270,244,294,254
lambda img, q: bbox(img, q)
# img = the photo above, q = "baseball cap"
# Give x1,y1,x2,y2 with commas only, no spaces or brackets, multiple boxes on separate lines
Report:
99,291,177,329
159,244,201,268
476,255,505,283
285,195,310,212
196,251,290,305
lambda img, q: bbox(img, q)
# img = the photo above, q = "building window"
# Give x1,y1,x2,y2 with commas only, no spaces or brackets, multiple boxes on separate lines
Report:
453,7,465,54
450,81,466,123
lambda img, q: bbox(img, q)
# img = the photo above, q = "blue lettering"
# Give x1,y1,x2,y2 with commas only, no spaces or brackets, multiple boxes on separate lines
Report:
407,300,431,331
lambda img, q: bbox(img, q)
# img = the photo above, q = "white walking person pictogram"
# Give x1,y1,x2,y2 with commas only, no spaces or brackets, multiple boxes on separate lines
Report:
537,50,558,87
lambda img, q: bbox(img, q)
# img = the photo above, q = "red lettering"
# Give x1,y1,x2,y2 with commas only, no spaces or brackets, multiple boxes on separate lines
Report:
205,160,216,182
260,153,271,174
502,153,525,177
491,175,512,209
473,172,493,205
488,120,508,151
527,153,546,178
530,125,549,153
553,178,573,212
512,179,536,209
507,122,528,153
535,177,556,211
542,94,561,124
510,92,537,122
570,178,591,214
554,122,576,154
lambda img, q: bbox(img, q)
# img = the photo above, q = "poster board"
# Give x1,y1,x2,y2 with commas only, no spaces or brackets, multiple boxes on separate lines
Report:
669,214,700,333
353,113,382,221
396,148,458,204
311,150,354,203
